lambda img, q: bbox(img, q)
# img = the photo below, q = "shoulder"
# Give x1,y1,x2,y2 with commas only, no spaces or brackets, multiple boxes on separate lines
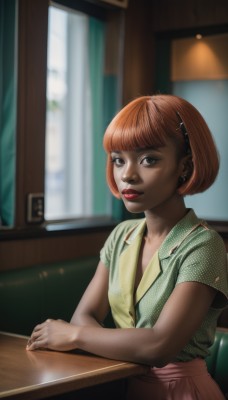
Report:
184,223,226,257
100,218,144,267
176,224,228,306
160,209,226,262
172,209,226,255
176,220,227,269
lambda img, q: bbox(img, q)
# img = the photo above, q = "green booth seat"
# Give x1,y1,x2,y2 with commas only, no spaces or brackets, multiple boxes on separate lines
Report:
0,257,101,336
206,327,228,398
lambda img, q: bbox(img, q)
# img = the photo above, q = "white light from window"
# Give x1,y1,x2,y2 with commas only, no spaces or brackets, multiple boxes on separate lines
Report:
45,6,112,221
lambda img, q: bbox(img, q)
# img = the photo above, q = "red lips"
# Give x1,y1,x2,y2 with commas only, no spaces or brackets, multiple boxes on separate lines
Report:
122,189,142,200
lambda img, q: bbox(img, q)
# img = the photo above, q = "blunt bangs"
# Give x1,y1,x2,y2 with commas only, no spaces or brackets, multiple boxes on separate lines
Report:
103,97,168,153
103,94,220,198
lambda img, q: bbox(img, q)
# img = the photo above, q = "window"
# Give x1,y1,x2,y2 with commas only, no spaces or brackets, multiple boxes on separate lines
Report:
45,3,122,221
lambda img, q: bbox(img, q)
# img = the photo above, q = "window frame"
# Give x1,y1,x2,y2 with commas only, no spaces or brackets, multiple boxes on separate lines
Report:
3,0,228,239
15,0,48,229
0,0,121,271
11,0,122,236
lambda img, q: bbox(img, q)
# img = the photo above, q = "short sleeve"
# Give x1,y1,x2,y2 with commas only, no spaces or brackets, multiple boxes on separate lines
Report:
100,219,141,269
100,225,117,268
100,220,129,269
177,229,228,308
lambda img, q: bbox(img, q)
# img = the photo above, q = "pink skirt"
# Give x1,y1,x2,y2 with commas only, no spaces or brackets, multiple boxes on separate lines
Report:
127,359,225,400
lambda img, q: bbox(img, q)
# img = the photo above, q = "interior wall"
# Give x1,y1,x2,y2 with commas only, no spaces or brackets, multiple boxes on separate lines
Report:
171,34,228,80
151,0,228,32
0,229,111,271
122,0,155,104
171,34,228,222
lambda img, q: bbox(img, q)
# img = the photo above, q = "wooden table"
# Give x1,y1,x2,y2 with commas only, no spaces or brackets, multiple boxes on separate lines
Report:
0,332,147,399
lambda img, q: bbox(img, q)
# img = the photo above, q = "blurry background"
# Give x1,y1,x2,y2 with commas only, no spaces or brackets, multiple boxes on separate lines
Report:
0,0,228,271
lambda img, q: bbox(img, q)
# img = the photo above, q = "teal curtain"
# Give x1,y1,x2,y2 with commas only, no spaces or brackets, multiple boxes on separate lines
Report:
89,17,123,219
89,17,106,215
0,0,17,226
89,17,141,222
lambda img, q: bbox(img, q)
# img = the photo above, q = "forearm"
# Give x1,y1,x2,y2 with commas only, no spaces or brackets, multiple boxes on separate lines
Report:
27,282,215,365
26,319,165,365
70,312,104,328
75,325,165,367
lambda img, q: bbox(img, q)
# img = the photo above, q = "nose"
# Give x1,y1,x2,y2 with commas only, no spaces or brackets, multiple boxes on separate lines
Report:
121,163,139,183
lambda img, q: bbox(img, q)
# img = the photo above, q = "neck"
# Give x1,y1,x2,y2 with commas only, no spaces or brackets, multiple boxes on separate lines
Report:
144,196,187,240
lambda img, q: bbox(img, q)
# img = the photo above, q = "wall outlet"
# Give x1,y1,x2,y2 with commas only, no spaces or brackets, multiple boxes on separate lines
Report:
27,193,44,223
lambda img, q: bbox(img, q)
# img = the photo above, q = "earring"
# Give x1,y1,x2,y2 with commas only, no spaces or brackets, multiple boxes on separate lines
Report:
178,175,187,185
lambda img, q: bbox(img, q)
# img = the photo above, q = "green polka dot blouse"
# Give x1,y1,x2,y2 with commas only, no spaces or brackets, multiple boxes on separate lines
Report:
100,209,228,361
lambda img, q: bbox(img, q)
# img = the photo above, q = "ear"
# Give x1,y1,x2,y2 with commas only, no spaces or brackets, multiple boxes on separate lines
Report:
179,155,193,180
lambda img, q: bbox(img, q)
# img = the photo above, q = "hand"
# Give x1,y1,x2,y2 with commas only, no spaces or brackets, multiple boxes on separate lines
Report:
26,319,78,352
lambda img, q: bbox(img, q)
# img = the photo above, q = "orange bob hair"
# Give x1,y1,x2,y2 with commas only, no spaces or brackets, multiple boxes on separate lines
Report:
103,94,219,198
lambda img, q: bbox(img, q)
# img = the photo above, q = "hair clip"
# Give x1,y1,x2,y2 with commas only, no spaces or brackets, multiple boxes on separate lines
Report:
176,112,191,155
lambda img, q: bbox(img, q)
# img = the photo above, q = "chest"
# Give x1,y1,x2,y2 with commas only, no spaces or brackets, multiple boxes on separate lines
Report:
134,237,164,290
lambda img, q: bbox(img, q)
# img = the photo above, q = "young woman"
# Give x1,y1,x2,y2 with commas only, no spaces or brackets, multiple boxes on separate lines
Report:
27,95,228,399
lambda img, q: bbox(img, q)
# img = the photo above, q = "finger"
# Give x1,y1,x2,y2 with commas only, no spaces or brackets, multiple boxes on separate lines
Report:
29,328,42,344
26,338,33,347
33,323,44,333
26,330,41,348
33,318,52,332
26,339,41,351
27,333,47,351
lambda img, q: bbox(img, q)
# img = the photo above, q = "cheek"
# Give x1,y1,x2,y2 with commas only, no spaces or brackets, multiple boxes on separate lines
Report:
113,168,120,186
144,169,179,191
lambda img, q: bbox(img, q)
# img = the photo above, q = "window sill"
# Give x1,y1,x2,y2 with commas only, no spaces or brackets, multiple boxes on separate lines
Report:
0,217,118,241
1,218,228,241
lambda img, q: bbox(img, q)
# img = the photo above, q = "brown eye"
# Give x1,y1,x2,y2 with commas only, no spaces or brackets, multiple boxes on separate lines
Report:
111,157,124,167
140,156,158,166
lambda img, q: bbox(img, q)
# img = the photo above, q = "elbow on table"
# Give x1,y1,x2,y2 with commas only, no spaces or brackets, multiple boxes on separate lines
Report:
147,352,175,368
138,337,178,368
151,355,174,368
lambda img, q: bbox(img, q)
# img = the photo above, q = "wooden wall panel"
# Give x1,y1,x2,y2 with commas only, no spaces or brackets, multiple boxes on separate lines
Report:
151,0,228,32
0,230,111,271
122,0,155,104
16,0,48,227
171,34,228,81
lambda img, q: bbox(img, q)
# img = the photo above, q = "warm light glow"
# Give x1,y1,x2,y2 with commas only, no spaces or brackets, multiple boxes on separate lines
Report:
171,33,228,81
196,34,203,40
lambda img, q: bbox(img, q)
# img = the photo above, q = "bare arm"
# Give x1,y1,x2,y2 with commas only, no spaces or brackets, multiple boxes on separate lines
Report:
26,276,216,367
70,261,110,328
73,281,216,366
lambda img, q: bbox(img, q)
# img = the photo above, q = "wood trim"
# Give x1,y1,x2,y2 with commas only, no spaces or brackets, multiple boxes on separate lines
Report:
16,0,49,227
0,230,111,271
122,0,155,105
151,0,228,33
